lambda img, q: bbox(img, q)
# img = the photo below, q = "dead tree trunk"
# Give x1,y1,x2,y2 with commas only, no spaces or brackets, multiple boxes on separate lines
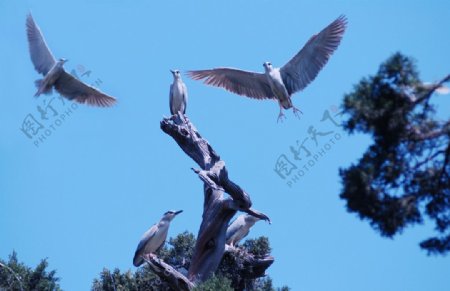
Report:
143,254,194,290
153,112,271,288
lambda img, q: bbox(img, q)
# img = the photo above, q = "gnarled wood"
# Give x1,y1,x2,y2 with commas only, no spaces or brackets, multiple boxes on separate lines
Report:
224,245,275,289
160,113,270,284
143,254,194,291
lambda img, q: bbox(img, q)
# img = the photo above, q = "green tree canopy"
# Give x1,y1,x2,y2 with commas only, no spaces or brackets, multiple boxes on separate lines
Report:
340,52,450,254
0,251,61,291
92,232,289,291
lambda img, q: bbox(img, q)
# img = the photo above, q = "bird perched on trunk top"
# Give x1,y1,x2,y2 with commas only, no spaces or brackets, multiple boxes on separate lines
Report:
188,15,347,122
169,69,188,115
26,14,116,107
226,214,261,246
133,210,183,267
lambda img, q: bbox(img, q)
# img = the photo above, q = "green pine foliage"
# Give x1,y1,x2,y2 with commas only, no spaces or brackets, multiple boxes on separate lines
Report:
91,232,289,290
242,237,271,258
0,251,61,291
192,275,234,291
340,52,450,254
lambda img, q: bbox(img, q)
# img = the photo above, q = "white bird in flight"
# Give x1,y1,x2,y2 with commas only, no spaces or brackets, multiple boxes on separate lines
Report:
188,15,347,122
26,14,116,107
169,69,188,115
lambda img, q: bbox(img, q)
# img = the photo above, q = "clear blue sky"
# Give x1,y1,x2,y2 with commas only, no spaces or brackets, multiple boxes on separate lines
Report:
1,1,449,290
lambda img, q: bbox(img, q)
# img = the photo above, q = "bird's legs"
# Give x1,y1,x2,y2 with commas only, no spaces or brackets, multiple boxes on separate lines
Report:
292,106,303,119
277,104,286,123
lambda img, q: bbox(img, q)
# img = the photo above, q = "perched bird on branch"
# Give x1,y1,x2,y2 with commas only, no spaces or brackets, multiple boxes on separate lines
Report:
133,210,183,267
226,214,261,246
26,14,116,107
169,69,188,115
188,15,347,122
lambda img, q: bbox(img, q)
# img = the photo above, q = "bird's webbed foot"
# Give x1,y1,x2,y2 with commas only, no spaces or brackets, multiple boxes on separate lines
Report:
292,106,303,119
277,105,287,123
277,111,286,123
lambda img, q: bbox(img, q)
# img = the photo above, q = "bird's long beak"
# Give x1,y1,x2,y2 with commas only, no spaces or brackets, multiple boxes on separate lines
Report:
174,210,183,215
170,69,175,74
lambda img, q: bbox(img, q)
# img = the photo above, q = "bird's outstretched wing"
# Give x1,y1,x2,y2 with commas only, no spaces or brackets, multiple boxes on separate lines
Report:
133,225,158,267
54,71,116,107
280,15,347,95
26,14,56,75
187,68,275,99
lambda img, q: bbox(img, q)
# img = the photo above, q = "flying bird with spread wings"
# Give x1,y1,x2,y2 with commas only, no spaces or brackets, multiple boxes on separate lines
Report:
26,14,116,107
188,15,347,122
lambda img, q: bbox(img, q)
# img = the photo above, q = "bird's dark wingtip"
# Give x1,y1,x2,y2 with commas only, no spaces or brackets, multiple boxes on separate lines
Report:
336,14,348,26
185,70,206,80
78,95,117,108
26,12,35,26
185,70,196,78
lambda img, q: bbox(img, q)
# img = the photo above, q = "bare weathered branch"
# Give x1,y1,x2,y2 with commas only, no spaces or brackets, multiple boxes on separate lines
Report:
143,254,195,291
160,112,270,284
191,167,225,192
243,208,272,224
161,113,220,169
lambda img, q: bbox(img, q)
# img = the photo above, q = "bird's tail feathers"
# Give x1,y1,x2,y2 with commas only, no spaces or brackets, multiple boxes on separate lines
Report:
34,79,53,96
34,79,43,89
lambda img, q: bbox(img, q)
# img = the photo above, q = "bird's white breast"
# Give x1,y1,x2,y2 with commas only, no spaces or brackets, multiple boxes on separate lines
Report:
265,68,292,109
172,81,183,96
171,80,186,113
266,69,290,99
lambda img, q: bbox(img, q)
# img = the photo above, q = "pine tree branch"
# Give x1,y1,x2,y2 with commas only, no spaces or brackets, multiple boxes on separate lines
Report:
409,120,450,142
0,262,24,291
414,74,450,104
224,245,275,280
